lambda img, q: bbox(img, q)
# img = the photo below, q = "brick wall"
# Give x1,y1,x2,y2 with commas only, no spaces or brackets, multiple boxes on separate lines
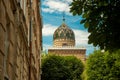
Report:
0,0,42,80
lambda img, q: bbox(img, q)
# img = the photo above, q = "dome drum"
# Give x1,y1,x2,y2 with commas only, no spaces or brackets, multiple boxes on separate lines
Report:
54,39,75,47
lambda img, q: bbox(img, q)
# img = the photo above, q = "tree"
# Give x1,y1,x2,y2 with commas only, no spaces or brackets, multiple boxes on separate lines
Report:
64,56,84,80
86,50,120,80
86,50,105,80
70,0,120,51
41,55,84,80
41,55,64,80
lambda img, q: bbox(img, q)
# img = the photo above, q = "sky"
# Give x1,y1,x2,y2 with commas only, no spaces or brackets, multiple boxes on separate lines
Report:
41,0,96,56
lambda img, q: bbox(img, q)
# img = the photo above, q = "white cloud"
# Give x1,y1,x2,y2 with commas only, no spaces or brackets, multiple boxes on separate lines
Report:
42,8,55,13
42,0,72,14
73,29,90,46
42,24,57,36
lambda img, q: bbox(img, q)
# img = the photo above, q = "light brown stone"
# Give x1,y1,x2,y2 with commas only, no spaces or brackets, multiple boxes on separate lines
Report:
3,0,14,23
0,52,4,80
8,42,15,65
0,1,6,31
0,0,42,80
0,24,5,55
9,23,16,45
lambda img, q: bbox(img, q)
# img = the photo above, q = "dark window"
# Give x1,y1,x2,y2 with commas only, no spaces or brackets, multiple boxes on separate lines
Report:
62,43,68,47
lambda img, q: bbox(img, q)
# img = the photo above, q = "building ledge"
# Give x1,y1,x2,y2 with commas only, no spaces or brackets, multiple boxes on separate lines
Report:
48,47,86,50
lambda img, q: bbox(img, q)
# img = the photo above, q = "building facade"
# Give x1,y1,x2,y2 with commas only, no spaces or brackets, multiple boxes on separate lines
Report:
48,47,86,62
0,0,42,80
48,20,86,62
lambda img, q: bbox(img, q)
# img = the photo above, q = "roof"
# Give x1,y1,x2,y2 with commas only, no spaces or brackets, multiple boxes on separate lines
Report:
53,23,75,40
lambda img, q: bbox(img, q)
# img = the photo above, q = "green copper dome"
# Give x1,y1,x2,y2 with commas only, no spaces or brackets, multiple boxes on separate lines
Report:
53,23,75,40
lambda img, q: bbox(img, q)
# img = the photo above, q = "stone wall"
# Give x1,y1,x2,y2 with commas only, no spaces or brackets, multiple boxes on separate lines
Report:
48,49,86,63
0,0,42,80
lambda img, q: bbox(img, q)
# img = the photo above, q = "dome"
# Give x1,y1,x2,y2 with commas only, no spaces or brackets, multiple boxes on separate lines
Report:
53,23,75,40
53,23,75,47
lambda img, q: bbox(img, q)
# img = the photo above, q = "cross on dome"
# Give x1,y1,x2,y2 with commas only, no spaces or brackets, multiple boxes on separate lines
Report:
62,12,65,22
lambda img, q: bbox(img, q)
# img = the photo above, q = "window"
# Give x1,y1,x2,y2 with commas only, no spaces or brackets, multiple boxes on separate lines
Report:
62,43,68,47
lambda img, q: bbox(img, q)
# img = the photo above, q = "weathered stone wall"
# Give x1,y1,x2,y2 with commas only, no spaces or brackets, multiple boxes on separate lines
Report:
48,49,86,62
0,0,42,80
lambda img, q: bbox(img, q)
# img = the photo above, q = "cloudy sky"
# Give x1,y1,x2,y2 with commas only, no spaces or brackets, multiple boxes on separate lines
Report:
41,0,96,55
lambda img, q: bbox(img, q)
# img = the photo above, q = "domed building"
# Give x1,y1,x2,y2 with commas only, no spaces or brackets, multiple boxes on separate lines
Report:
53,23,75,47
48,17,86,62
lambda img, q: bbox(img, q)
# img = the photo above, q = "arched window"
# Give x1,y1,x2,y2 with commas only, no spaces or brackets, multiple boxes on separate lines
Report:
62,43,68,47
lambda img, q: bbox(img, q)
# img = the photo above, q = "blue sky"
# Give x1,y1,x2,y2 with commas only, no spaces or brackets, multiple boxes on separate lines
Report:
41,0,96,56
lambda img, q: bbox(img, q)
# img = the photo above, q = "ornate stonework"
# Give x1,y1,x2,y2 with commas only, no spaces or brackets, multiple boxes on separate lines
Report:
53,23,75,47
48,20,86,62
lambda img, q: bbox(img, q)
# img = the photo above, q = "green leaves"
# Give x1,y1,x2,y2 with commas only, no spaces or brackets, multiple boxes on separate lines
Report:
80,19,86,24
41,55,84,80
70,0,120,51
82,12,89,18
86,50,120,80
84,21,89,28
69,0,83,16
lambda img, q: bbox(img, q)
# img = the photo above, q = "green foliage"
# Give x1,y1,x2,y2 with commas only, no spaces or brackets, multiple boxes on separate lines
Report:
81,67,87,80
86,50,105,80
63,56,84,80
86,50,120,80
70,0,120,51
41,55,84,80
41,50,48,61
42,55,64,80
